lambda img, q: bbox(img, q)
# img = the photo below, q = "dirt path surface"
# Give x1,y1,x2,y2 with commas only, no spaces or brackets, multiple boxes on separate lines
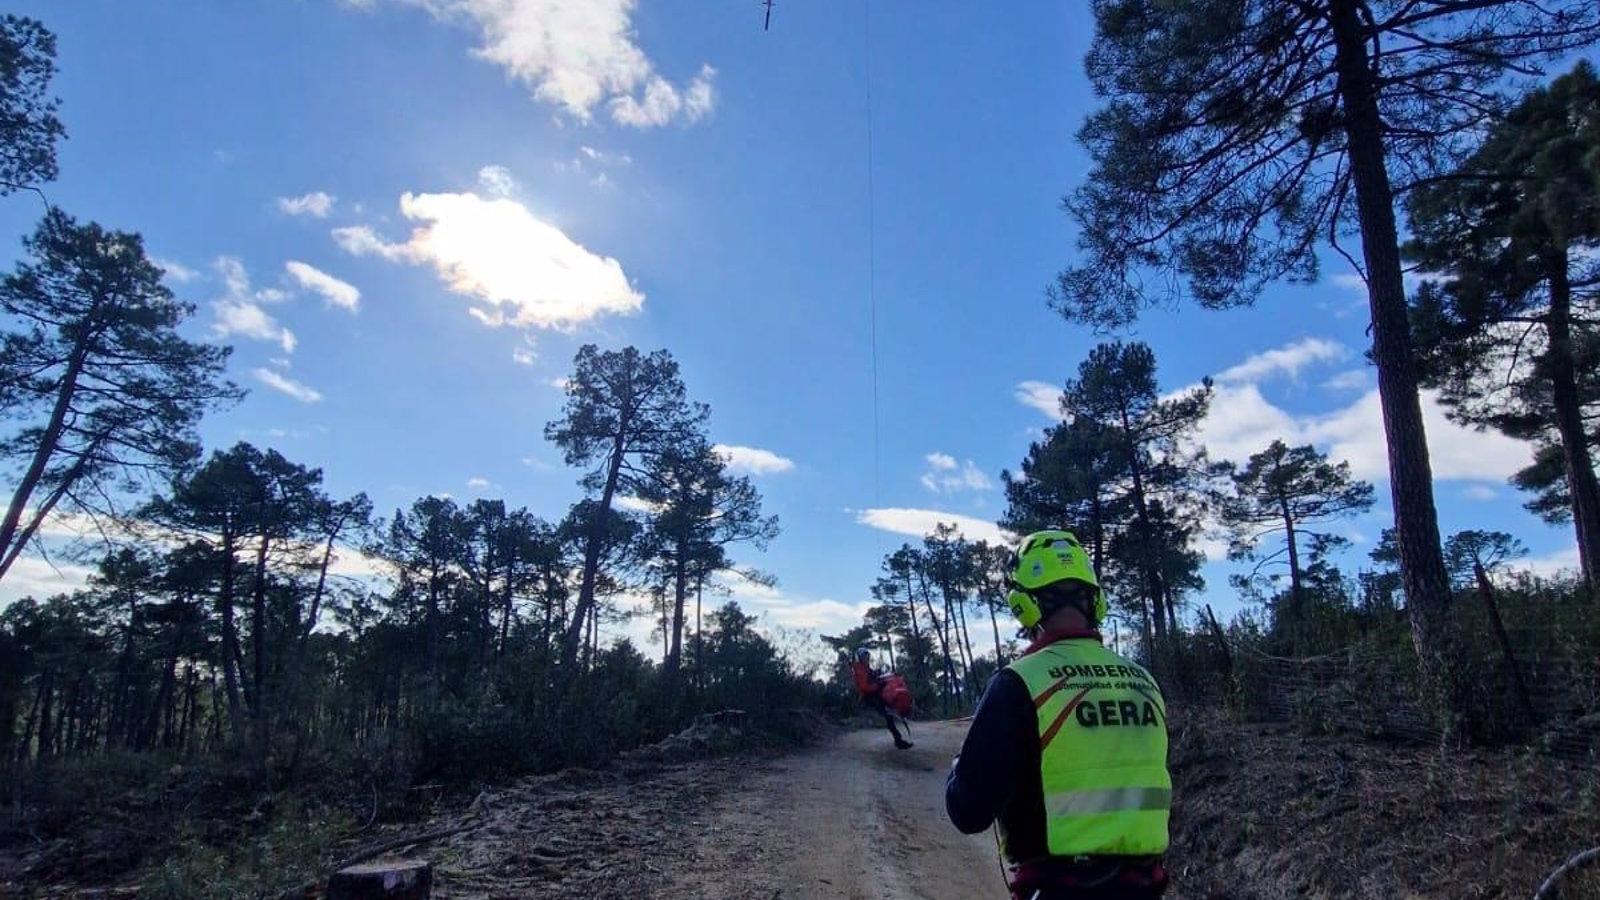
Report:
428,719,1009,899
659,720,1007,900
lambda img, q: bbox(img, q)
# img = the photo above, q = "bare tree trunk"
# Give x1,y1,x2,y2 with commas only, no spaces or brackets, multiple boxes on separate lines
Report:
1203,604,1233,682
218,527,244,740
1329,0,1467,732
988,597,1004,663
562,434,626,672
1473,561,1535,723
0,335,91,581
666,545,688,677
1544,250,1600,589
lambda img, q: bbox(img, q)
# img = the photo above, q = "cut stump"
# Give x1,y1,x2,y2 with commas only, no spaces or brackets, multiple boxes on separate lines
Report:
326,859,432,900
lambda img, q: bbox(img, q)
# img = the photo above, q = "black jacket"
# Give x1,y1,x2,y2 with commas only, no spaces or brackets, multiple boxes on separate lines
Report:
945,667,1051,861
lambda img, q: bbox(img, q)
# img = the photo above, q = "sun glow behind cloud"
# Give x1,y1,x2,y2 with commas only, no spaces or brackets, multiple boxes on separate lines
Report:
335,190,642,332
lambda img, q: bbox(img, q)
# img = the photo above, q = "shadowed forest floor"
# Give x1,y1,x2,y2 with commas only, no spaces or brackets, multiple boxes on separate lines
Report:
3,712,1596,898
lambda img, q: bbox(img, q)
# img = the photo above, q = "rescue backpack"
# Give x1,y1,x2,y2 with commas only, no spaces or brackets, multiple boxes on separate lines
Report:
879,673,913,716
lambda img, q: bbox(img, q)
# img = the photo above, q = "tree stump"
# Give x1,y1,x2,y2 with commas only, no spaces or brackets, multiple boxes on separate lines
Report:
327,860,432,900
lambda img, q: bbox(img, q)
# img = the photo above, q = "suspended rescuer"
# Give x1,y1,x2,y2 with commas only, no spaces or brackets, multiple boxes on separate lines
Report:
946,530,1171,899
851,646,913,750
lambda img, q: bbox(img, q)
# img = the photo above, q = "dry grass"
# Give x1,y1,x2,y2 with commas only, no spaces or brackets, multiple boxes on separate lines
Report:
1167,708,1600,900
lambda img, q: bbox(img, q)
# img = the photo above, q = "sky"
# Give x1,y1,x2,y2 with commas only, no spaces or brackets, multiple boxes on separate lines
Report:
0,0,1583,651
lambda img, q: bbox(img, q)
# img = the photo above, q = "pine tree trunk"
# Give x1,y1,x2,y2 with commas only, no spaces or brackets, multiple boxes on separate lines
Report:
1328,0,1469,733
1280,496,1303,653
917,577,956,714
249,530,271,736
1543,249,1600,588
900,570,929,688
989,598,1004,663
218,526,244,740
1472,561,1534,723
562,434,626,672
1118,408,1169,647
0,336,90,580
666,545,688,677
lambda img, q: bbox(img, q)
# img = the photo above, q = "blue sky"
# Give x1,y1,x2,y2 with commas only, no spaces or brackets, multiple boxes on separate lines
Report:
0,1,1580,646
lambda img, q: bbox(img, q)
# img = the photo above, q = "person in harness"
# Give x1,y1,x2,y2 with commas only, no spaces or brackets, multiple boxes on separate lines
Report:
946,530,1170,900
851,646,913,750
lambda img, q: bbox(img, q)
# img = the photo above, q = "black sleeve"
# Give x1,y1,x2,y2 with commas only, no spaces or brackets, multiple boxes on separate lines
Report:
945,668,1034,835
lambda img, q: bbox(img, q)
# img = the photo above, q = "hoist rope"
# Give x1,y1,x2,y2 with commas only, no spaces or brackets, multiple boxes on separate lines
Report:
863,0,882,522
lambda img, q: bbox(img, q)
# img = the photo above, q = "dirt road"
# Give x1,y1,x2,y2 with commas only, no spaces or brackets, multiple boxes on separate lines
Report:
660,719,1009,900
430,719,1010,899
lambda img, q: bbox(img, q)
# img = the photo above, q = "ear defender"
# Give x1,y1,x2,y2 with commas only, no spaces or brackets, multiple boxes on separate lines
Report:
1008,589,1043,629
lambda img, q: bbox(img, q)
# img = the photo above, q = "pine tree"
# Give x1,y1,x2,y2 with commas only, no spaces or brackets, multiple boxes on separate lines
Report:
1406,62,1600,586
545,346,708,673
0,16,65,195
1060,0,1599,726
1218,440,1376,606
1060,342,1211,651
0,211,239,582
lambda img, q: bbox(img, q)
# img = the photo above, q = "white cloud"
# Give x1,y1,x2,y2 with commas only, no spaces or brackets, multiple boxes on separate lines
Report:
397,0,716,128
610,64,717,128
580,146,632,166
1462,484,1498,501
0,556,95,606
284,261,361,312
1332,269,1427,295
614,494,661,514
335,191,643,330
856,507,1011,545
211,258,296,353
278,191,335,218
1196,381,1530,482
1511,545,1579,579
1323,368,1370,391
152,257,199,283
548,376,571,390
920,452,992,493
1016,380,1064,421
1216,338,1345,385
1305,390,1528,483
763,598,874,630
713,444,795,476
467,476,492,490
512,345,537,366
477,165,517,197
253,368,324,403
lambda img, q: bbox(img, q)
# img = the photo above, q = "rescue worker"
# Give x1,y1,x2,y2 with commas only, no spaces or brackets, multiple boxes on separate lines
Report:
851,646,913,750
946,530,1170,899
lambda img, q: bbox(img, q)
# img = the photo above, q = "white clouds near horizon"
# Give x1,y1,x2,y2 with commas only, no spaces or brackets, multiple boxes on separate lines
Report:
856,508,1010,545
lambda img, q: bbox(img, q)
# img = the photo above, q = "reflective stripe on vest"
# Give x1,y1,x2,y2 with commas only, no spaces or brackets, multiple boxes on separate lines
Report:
1006,639,1171,859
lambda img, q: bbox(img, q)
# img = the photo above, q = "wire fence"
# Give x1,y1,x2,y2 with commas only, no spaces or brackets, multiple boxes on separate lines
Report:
1206,626,1600,762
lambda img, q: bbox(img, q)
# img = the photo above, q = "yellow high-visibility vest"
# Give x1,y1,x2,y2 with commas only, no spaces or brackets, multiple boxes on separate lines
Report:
1004,638,1171,859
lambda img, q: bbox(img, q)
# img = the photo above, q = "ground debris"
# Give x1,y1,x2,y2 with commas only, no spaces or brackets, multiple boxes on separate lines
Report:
1167,707,1600,900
